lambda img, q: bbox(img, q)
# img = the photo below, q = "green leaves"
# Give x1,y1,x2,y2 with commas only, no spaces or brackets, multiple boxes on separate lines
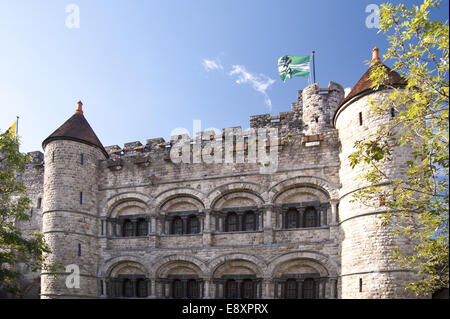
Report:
350,0,449,296
0,130,51,298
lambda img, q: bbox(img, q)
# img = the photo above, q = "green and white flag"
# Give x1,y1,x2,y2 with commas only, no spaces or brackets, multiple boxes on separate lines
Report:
278,55,310,82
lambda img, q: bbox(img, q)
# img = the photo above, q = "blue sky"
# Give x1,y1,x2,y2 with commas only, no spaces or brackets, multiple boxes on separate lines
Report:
0,0,448,153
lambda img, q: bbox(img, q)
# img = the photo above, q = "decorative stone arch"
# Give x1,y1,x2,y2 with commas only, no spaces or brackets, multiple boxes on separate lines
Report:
268,176,339,204
109,200,148,219
151,187,206,212
274,186,329,205
151,254,208,279
213,191,264,210
266,251,339,278
208,253,267,278
101,256,150,278
208,182,267,209
160,196,205,215
101,191,153,218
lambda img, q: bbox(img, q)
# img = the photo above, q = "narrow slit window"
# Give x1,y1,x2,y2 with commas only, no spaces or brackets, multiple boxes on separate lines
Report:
359,278,363,292
359,112,363,126
78,243,81,256
80,153,84,165
80,192,83,205
390,107,395,118
37,197,42,209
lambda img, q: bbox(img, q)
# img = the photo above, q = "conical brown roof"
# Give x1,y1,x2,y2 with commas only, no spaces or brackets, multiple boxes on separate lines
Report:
334,48,407,125
339,62,406,107
42,102,108,158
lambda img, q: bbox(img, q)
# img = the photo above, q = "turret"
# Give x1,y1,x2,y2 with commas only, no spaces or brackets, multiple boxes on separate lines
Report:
334,48,416,298
41,101,107,298
301,81,345,135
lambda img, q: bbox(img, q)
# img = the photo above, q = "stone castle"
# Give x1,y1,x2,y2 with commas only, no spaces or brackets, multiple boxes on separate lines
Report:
16,48,418,299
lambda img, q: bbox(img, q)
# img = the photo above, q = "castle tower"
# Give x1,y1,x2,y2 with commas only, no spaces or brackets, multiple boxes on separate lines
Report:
334,48,415,298
41,101,108,298
302,81,344,135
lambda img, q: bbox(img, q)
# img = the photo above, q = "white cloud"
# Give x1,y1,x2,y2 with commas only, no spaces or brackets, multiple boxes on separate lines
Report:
344,87,352,97
229,65,275,109
202,58,223,71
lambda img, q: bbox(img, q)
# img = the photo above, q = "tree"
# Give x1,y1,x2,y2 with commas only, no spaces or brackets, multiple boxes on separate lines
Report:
349,0,448,296
0,129,51,297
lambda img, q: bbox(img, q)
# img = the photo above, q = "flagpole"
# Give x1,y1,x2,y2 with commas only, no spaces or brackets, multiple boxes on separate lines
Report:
312,51,316,84
16,116,19,136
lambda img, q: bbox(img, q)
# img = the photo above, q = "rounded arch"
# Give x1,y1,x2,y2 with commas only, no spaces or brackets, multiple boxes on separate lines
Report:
208,253,267,278
208,182,266,209
151,187,206,211
160,196,205,214
268,176,339,203
151,254,208,278
101,191,153,218
102,256,150,278
266,251,339,278
274,186,329,205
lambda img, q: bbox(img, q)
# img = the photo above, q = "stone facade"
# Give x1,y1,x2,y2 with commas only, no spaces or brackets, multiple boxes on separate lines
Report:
15,73,419,299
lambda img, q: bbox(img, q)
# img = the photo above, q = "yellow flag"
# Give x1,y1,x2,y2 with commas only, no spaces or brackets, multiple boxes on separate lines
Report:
7,121,17,138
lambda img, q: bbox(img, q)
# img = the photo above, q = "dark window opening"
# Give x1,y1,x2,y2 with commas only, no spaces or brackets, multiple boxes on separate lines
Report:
304,207,317,228
173,280,183,299
137,219,148,236
226,280,238,299
390,107,395,118
188,216,199,234
123,220,134,237
123,279,133,298
37,197,42,209
137,279,147,297
359,278,363,292
226,213,238,232
286,279,298,299
244,212,256,231
78,243,81,257
303,279,315,299
187,280,199,298
80,153,84,165
359,112,363,126
100,280,104,295
242,279,255,299
173,217,183,235
287,208,298,229
79,192,83,205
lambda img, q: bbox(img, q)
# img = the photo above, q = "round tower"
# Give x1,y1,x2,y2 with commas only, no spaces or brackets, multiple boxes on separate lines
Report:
41,101,108,298
334,48,416,298
302,81,345,135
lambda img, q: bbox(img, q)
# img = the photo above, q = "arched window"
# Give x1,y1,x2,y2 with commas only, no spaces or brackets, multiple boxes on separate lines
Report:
173,217,184,235
137,279,147,298
286,208,298,229
123,219,134,237
286,279,297,299
304,207,317,228
242,279,254,299
303,278,315,299
226,213,238,232
188,216,199,234
123,279,134,297
226,280,238,298
137,219,148,236
187,279,199,298
173,280,183,298
244,212,256,231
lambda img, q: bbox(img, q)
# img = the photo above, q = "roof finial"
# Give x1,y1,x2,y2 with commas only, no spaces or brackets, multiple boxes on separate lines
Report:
76,100,83,114
371,47,382,66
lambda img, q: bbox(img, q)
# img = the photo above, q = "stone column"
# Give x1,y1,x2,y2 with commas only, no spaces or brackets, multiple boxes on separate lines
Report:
204,210,211,232
151,217,156,233
237,213,244,231
298,280,303,299
204,280,210,298
263,204,274,244
330,200,339,224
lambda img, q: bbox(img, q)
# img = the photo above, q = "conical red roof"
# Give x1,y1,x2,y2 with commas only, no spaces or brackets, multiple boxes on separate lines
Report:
42,102,108,158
